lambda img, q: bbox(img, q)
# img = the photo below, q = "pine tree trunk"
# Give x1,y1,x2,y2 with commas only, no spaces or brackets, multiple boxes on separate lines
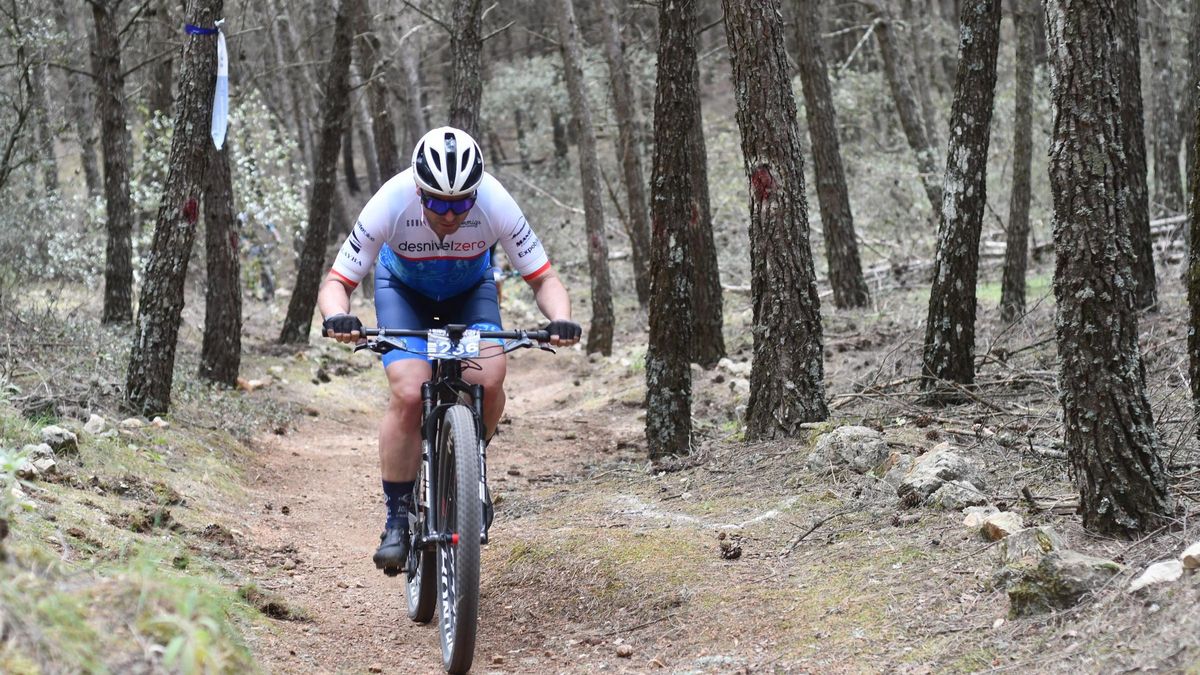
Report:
1001,0,1036,322
795,0,869,310
53,3,101,197
279,2,355,344
1115,0,1157,310
876,14,943,215
352,72,382,191
645,0,695,459
92,0,134,325
147,0,175,118
1149,1,1184,216
1185,5,1200,197
599,0,652,307
29,61,59,194
200,144,242,386
920,0,1001,398
448,0,483,137
1190,89,1200,437
352,0,401,179
686,20,726,368
341,105,360,193
125,0,223,414
396,27,425,149
557,0,615,356
1046,0,1171,537
723,0,829,439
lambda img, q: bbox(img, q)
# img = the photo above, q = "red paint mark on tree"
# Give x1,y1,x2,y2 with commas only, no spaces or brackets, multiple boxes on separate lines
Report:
751,166,774,202
689,202,699,226
182,197,199,224
228,232,239,252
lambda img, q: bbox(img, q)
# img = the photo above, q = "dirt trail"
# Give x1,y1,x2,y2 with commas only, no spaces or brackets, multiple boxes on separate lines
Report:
241,346,631,673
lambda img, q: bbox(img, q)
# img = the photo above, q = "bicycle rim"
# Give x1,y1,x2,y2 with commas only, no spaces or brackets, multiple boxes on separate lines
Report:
437,405,481,674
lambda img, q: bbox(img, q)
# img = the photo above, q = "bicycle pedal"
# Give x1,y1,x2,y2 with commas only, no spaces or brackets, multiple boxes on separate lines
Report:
382,566,402,578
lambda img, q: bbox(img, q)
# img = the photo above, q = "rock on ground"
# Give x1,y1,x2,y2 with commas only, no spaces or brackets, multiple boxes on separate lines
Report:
806,426,890,475
1129,560,1184,592
1181,541,1200,570
1000,526,1064,568
982,512,1024,541
963,505,999,528
928,479,988,510
1007,550,1121,617
84,414,106,434
40,425,78,455
896,444,986,507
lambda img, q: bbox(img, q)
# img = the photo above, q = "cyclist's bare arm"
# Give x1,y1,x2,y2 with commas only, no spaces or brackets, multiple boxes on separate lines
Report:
524,268,579,347
318,273,360,343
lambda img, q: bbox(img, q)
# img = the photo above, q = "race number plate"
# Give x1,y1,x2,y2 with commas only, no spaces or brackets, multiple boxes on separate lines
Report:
426,329,481,359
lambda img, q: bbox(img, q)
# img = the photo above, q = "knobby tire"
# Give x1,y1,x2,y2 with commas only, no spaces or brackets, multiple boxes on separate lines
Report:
437,405,481,674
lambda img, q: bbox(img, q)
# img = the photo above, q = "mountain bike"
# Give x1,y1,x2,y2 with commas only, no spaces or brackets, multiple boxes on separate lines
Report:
356,324,553,674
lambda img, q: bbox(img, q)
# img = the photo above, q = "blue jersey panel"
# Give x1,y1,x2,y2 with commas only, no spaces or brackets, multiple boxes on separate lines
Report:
378,245,492,301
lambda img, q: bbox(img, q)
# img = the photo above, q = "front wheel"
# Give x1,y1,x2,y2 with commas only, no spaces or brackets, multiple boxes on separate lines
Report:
437,405,481,674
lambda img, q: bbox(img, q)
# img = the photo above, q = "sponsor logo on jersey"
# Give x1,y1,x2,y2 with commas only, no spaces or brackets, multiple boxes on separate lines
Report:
349,221,366,253
340,249,363,266
394,239,488,255
356,220,377,241
518,237,540,258
459,220,480,229
405,219,423,227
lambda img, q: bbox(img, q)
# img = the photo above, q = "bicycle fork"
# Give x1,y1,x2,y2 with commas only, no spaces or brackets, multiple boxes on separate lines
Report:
471,384,491,545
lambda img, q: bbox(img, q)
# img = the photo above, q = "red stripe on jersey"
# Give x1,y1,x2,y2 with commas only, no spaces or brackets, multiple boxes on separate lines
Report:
522,261,552,281
330,269,359,289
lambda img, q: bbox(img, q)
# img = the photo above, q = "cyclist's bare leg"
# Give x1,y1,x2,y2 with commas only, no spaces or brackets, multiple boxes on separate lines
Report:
380,359,433,481
463,344,507,439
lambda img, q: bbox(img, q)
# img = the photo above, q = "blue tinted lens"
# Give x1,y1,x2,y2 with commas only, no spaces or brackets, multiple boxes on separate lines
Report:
422,194,476,215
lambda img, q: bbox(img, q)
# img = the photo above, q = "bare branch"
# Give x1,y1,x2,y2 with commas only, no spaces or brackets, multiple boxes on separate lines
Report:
482,20,514,42
402,1,449,33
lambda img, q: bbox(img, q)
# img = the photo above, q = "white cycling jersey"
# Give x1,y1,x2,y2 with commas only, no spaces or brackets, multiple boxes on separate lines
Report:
329,169,551,301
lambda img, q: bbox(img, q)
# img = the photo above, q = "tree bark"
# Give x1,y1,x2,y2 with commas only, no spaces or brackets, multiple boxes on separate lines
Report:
29,61,59,194
557,0,615,356
52,2,101,197
685,18,726,368
395,24,426,150
125,0,222,414
645,0,695,458
599,0,652,307
1114,0,1156,310
875,14,943,215
920,0,1001,398
341,104,360,193
1189,86,1200,438
352,0,401,179
1001,0,1036,322
794,0,870,309
1045,0,1171,537
1185,5,1200,198
92,0,135,325
723,0,829,439
1149,0,1183,217
279,2,355,344
200,144,242,386
147,0,175,118
448,0,484,137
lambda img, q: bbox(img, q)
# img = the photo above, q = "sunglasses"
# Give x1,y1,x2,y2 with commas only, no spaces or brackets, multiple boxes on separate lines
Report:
421,192,477,215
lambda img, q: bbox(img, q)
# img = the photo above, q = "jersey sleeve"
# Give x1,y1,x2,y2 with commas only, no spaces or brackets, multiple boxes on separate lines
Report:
329,185,397,288
490,182,551,281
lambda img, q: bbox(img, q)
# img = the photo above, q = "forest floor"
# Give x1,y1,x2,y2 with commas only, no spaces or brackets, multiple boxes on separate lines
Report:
3,262,1200,674
228,268,1200,674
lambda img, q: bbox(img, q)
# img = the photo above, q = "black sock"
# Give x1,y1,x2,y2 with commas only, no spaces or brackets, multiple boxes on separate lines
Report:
383,480,414,530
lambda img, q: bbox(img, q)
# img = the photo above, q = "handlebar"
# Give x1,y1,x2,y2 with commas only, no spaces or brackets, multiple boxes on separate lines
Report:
361,326,551,342
352,324,555,358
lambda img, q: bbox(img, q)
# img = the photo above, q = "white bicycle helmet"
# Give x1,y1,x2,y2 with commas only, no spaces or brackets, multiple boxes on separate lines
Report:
411,126,484,197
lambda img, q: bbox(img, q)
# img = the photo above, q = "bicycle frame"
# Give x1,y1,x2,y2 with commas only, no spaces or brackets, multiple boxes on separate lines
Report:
358,324,552,556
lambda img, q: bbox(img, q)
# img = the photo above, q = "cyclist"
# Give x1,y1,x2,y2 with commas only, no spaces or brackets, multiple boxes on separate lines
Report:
317,127,582,574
